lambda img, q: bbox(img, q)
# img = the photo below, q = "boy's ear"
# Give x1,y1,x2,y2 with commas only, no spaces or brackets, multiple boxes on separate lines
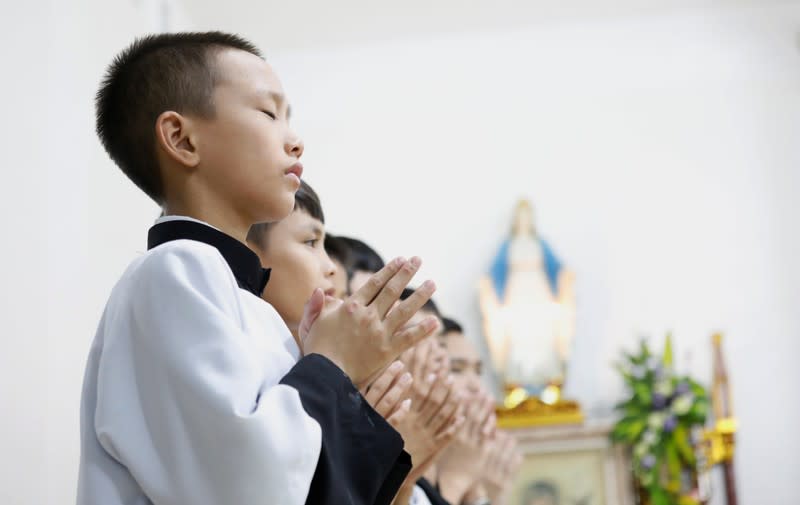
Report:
155,111,200,169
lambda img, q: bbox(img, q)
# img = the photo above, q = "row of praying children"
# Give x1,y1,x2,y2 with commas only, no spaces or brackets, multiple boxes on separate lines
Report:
247,182,524,504
77,31,522,505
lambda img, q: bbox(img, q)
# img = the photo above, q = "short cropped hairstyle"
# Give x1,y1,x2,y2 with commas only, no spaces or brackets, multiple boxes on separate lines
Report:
400,288,441,317
441,317,463,335
324,234,351,267
96,31,262,203
247,180,325,251
337,237,385,274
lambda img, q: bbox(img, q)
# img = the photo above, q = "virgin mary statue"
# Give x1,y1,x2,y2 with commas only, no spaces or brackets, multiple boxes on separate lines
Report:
479,199,576,395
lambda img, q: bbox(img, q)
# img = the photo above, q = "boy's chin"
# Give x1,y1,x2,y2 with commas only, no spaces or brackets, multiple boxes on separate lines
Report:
255,193,295,223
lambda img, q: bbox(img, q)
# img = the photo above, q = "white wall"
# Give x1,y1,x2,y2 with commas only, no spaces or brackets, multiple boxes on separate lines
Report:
1,5,51,504
1,2,186,503
264,4,800,504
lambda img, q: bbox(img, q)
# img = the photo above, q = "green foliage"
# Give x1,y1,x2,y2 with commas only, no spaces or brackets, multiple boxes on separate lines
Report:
673,425,695,465
612,337,709,504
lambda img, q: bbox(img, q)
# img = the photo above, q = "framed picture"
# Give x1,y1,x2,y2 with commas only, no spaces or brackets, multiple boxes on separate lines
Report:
505,422,634,505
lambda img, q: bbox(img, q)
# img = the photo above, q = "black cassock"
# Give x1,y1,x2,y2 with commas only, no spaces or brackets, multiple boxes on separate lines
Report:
283,354,412,504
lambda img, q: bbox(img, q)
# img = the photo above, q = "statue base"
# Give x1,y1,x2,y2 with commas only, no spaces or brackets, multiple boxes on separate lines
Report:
496,383,584,429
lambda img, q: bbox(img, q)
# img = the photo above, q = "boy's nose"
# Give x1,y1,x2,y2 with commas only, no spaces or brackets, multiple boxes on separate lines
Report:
285,133,304,158
325,258,337,277
467,374,482,394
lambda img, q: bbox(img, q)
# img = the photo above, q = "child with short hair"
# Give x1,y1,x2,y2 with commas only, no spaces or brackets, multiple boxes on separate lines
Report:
78,32,438,505
336,235,387,294
248,184,468,505
436,317,522,505
323,234,351,299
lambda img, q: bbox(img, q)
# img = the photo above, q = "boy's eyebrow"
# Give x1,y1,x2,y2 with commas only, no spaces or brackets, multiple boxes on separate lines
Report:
450,357,481,365
307,223,324,236
255,89,284,103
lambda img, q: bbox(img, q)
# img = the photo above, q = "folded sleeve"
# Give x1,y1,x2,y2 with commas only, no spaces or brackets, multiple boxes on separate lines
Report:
281,354,412,505
94,244,321,505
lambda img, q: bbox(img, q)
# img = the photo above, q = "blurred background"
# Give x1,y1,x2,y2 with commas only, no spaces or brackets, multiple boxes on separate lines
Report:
1,0,799,503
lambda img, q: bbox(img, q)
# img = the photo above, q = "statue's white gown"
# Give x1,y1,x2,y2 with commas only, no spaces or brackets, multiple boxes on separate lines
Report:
503,235,562,389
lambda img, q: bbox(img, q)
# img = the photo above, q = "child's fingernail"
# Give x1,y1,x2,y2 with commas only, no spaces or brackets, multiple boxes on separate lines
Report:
389,361,403,372
402,398,412,410
426,373,437,384
410,257,422,268
445,375,454,385
400,372,412,384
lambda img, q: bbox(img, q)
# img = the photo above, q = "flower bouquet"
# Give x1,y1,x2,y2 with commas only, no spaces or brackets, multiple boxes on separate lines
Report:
612,336,709,505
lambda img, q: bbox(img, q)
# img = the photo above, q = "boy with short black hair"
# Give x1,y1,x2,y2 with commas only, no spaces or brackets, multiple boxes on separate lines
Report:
247,183,469,505
79,31,438,505
337,235,387,293
324,234,351,299
246,180,338,341
437,316,523,505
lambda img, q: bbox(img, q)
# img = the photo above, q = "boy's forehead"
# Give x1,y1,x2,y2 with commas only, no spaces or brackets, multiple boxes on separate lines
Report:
444,332,479,358
286,208,324,231
214,49,285,97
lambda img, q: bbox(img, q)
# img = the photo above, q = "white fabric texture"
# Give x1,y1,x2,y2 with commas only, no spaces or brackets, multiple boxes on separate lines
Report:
77,239,321,505
410,485,434,505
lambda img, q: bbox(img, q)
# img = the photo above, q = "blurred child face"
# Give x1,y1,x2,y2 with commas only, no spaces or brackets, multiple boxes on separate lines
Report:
348,269,373,295
330,258,348,299
408,308,443,338
257,209,336,334
441,330,483,394
407,309,447,370
192,50,304,224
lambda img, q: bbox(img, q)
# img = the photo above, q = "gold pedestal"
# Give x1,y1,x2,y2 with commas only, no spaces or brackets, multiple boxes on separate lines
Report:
496,384,584,429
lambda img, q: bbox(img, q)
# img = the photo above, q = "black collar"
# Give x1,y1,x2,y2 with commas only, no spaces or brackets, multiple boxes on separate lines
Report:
147,219,271,297
417,478,451,505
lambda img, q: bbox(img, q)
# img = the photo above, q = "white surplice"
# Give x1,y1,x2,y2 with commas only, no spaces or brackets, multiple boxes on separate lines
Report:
77,226,321,504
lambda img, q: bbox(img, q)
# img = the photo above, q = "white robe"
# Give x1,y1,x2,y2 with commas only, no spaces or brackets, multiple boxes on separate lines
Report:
410,485,434,505
77,218,409,505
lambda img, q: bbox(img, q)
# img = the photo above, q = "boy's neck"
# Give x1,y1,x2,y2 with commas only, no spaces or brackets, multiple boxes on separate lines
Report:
288,325,301,351
163,200,250,244
424,464,437,484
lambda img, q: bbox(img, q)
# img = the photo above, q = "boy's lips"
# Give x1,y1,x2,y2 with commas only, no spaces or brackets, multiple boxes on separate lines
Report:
285,162,304,179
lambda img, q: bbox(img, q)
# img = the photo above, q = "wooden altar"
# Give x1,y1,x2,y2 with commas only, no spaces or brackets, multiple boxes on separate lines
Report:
504,421,635,505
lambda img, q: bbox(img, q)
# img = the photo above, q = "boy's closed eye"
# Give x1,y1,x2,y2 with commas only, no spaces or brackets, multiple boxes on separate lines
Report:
450,358,482,376
254,88,290,120
301,223,325,249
